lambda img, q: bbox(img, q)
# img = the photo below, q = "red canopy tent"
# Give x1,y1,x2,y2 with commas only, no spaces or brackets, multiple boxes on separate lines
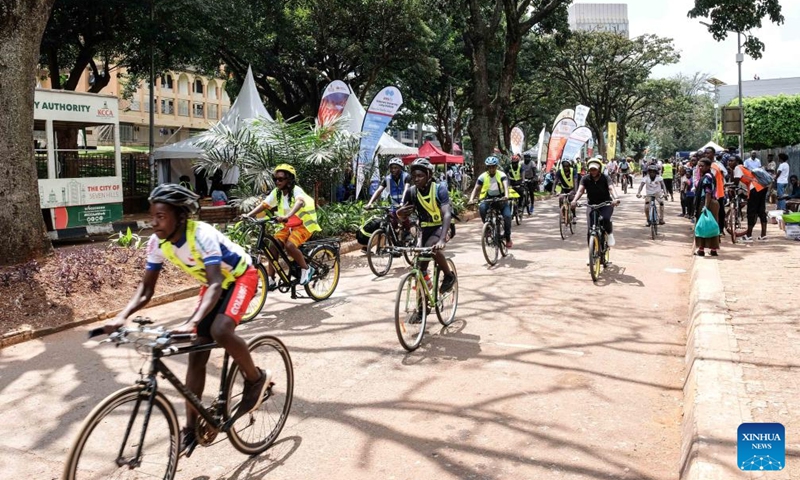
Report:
402,140,464,164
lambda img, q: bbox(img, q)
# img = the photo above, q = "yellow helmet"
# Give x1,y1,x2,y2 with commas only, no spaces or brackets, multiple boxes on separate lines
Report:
274,163,297,178
587,158,603,170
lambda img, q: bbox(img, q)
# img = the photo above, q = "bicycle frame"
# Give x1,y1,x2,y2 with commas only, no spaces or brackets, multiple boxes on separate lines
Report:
647,195,659,224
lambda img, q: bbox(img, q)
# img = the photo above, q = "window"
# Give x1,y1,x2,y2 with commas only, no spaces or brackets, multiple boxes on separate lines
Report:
129,99,141,111
161,74,174,90
178,75,189,95
193,79,204,95
119,124,137,143
208,104,218,120
160,99,174,115
144,98,156,113
192,102,204,118
208,82,218,100
178,99,189,116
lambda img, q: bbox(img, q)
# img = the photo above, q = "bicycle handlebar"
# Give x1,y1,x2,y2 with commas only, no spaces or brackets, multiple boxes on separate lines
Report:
576,201,616,209
392,246,440,255
88,322,197,348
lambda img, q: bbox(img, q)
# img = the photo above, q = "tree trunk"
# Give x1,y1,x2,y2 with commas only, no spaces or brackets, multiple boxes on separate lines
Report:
0,0,57,265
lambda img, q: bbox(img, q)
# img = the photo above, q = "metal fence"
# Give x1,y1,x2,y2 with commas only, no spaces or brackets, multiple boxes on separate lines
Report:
753,145,800,180
35,152,152,198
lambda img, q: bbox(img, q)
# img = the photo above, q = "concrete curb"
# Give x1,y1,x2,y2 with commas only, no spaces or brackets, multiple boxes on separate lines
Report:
680,257,751,480
0,286,199,349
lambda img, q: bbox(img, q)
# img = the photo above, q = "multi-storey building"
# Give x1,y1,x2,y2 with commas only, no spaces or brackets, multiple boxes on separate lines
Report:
568,3,629,38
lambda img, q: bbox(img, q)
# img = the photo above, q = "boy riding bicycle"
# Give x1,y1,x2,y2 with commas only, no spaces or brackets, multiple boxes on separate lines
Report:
636,165,667,226
245,164,321,289
469,156,515,248
105,183,269,454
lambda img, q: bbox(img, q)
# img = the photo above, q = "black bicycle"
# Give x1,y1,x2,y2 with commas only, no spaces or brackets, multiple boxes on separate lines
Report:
364,206,420,277
478,198,509,266
724,182,746,244
64,318,293,480
580,201,615,282
241,217,340,322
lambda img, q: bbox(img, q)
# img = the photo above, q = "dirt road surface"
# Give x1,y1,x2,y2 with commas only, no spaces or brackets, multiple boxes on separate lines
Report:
1,191,691,479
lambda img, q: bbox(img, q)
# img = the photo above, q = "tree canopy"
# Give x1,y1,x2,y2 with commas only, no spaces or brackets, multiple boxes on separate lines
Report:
689,0,785,59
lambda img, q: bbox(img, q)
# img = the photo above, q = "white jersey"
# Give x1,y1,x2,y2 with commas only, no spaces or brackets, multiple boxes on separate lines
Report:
640,175,665,196
146,221,251,274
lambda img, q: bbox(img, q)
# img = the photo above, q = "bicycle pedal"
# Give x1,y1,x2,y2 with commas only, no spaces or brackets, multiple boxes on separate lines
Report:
181,440,198,458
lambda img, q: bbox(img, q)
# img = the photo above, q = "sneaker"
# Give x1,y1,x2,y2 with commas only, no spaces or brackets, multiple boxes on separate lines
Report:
299,266,315,285
741,235,754,243
267,276,278,292
607,233,616,247
710,250,719,256
408,311,422,324
440,273,456,294
180,427,197,457
236,368,271,419
757,236,768,242
676,213,685,217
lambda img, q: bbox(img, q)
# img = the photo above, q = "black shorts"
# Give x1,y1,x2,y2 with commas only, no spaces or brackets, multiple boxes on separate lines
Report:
421,226,444,246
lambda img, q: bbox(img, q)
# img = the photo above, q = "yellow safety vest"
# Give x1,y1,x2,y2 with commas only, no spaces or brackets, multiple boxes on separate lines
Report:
509,163,522,181
479,171,506,200
417,182,443,228
555,168,574,194
276,187,322,233
160,220,246,288
662,163,673,179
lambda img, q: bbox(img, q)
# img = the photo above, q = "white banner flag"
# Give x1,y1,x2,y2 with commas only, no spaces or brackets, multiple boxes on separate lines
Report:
574,105,590,128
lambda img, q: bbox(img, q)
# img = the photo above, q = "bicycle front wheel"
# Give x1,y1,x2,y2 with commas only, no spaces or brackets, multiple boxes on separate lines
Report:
395,273,427,351
366,229,392,277
726,208,737,244
589,234,602,282
435,259,458,326
226,335,294,455
514,202,522,226
559,204,567,240
403,223,420,266
241,263,269,323
481,221,499,266
63,386,180,480
304,246,340,301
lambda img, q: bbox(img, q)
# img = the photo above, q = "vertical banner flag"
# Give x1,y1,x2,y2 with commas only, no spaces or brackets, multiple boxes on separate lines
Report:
561,126,593,161
317,80,350,128
510,127,525,155
546,118,577,171
552,109,575,131
536,126,547,170
587,137,595,157
573,105,590,128
607,122,618,160
357,86,403,198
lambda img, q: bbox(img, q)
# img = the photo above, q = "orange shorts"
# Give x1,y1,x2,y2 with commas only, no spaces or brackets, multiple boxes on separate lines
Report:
274,224,312,248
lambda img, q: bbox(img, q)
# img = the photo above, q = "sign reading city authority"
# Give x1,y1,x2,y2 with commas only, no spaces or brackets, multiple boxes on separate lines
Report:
34,89,118,123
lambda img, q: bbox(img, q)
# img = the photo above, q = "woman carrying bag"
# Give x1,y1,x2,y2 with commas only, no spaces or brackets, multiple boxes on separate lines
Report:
694,158,721,256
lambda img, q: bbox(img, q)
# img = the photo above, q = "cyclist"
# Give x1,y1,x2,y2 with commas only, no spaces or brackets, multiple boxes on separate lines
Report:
469,156,514,248
397,157,456,293
636,165,667,226
619,157,633,189
607,158,619,185
507,155,526,215
365,157,413,239
662,158,675,201
105,183,268,454
521,154,538,214
245,164,320,288
553,159,580,224
571,157,621,247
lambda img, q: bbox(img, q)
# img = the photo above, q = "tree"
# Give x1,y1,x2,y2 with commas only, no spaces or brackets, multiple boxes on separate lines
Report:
689,0,784,59
647,73,716,157
0,0,57,265
616,78,683,152
459,0,569,173
543,31,679,157
732,94,800,149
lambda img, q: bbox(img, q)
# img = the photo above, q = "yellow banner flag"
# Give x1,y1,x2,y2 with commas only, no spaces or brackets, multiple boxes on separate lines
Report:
607,122,617,160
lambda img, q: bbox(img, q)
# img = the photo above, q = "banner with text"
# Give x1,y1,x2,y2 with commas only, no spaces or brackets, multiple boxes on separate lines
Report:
573,105,590,128
38,176,124,209
561,126,593,161
552,109,574,131
53,203,123,229
357,86,403,197
317,80,350,128
536,127,548,171
607,122,618,160
587,137,594,157
546,118,577,171
510,127,525,155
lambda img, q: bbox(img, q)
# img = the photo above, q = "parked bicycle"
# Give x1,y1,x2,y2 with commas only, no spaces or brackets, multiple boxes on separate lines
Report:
240,217,340,322
724,182,747,244
363,205,420,277
64,317,293,480
477,198,509,266
580,201,615,282
558,193,575,240
393,247,458,351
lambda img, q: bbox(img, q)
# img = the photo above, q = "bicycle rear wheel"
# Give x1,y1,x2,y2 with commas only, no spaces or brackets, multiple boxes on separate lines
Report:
304,246,340,301
481,221,499,266
63,386,179,480
241,263,268,323
366,229,392,277
514,202,522,226
726,208,737,244
621,179,628,194
395,273,427,351
589,233,602,282
226,335,294,455
435,259,458,326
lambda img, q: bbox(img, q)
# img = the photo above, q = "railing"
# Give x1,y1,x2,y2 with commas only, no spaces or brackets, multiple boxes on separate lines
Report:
35,152,152,198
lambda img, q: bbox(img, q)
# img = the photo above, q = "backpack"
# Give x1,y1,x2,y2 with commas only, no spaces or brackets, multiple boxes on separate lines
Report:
356,217,382,245
752,167,774,188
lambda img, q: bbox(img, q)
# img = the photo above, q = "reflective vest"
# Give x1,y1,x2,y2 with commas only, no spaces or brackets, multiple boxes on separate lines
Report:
417,182,443,228
160,220,247,289
555,168,574,193
737,166,767,192
386,172,409,205
662,163,673,179
710,163,726,199
509,162,522,181
276,187,321,233
479,171,506,200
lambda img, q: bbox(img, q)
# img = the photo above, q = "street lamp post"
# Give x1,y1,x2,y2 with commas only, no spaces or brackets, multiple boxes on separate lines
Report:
736,32,745,156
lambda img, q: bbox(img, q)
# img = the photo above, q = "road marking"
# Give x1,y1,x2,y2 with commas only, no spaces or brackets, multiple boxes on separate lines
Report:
438,335,585,356
664,268,687,274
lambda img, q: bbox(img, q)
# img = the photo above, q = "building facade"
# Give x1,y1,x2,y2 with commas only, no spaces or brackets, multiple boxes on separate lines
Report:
568,3,629,38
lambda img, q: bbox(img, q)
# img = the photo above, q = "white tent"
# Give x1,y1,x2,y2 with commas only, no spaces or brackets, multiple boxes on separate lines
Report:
699,140,725,153
153,66,273,184
340,87,417,156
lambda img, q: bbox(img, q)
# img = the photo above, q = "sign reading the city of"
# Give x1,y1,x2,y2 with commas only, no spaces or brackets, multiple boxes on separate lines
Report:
38,177,124,209
737,423,785,471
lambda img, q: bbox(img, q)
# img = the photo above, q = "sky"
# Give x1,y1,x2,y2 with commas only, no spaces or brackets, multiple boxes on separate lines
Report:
574,0,800,85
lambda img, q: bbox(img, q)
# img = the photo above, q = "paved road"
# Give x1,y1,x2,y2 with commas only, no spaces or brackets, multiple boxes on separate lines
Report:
1,190,692,479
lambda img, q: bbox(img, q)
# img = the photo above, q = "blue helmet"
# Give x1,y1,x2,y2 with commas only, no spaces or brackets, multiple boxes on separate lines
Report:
485,156,500,166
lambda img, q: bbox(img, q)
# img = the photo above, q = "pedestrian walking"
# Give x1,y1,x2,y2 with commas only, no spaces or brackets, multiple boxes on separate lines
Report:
776,153,791,211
